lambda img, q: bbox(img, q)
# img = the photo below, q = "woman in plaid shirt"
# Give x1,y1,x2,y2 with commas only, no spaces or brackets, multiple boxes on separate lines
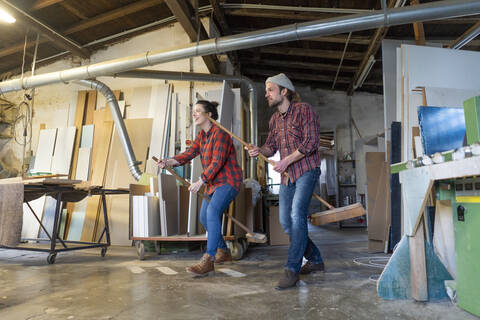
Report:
157,100,243,277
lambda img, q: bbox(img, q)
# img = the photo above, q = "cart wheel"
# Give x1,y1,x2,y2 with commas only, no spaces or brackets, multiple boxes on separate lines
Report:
240,238,248,254
135,241,145,260
227,240,244,261
101,247,107,257
47,253,57,264
154,241,161,254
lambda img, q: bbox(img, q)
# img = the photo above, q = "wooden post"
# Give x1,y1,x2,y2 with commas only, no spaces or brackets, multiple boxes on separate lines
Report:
409,217,428,301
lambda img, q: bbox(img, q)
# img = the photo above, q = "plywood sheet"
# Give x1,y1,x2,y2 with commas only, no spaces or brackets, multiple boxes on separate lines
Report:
433,200,456,278
39,196,58,239
33,129,57,173
102,118,153,244
69,91,88,180
0,182,23,246
21,196,45,239
75,147,91,181
80,124,94,148
67,199,87,241
84,91,97,125
51,127,77,175
128,86,151,119
365,152,388,244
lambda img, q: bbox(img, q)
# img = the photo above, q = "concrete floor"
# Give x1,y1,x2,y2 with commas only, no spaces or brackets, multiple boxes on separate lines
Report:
0,224,475,320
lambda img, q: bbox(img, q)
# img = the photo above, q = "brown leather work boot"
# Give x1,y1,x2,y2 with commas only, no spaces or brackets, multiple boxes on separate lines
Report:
214,248,233,265
300,261,325,275
186,253,215,277
275,269,299,290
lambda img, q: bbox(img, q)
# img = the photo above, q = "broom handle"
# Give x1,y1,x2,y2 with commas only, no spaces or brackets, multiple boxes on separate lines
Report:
201,112,335,210
152,156,253,234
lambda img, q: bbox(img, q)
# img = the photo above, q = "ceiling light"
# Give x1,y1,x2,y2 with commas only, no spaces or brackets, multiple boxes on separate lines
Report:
0,8,15,24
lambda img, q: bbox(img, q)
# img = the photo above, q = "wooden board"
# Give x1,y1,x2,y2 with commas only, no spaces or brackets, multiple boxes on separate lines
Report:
33,128,57,173
148,84,171,161
75,147,91,181
433,200,456,278
39,196,58,239
69,91,87,180
67,199,87,241
51,127,77,175
409,218,428,301
158,173,179,236
80,124,94,148
311,203,366,226
80,108,114,242
84,90,97,125
102,118,153,245
22,196,45,240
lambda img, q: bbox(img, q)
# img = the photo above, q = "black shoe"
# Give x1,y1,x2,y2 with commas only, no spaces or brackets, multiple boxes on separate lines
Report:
275,269,299,290
300,261,325,275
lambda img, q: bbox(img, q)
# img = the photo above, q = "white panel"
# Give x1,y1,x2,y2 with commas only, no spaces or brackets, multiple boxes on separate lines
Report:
433,200,456,278
405,44,480,92
67,199,87,241
33,128,57,173
75,147,91,181
21,196,45,239
127,86,152,119
425,87,479,108
148,84,171,159
51,126,77,175
80,124,94,148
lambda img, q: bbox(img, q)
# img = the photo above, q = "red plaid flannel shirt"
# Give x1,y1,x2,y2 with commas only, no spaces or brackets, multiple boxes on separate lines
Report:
173,124,243,195
264,102,321,185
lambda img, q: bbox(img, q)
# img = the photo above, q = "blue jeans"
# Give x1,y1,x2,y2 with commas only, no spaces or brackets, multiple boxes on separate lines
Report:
199,184,239,258
279,168,323,273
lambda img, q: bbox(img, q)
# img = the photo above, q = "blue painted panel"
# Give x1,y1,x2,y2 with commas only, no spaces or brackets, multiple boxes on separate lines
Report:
418,106,466,155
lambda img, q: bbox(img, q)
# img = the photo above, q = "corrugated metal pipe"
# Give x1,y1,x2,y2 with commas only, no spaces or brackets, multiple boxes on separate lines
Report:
75,79,142,181
1,0,479,96
114,69,258,177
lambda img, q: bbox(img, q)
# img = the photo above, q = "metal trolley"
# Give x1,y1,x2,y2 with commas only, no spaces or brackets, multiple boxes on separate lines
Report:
0,182,129,264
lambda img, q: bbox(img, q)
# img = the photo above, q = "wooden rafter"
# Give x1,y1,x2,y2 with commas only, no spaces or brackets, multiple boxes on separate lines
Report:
209,0,241,71
60,2,88,20
411,0,426,45
0,0,164,60
243,68,382,86
32,0,64,11
239,59,357,72
165,0,219,73
2,1,90,58
256,46,365,61
225,9,334,21
346,0,395,95
447,21,480,48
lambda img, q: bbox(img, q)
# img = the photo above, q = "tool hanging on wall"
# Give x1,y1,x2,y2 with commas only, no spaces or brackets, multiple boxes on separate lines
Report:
151,156,267,243
200,112,366,223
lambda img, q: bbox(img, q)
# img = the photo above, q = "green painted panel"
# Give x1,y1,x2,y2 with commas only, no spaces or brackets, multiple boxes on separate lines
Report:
463,96,480,145
452,199,480,316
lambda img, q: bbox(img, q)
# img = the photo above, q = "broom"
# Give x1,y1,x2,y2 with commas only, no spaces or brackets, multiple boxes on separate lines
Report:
152,156,267,243
200,112,366,225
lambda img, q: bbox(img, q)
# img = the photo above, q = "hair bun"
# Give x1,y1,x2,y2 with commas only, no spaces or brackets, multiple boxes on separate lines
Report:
211,101,219,108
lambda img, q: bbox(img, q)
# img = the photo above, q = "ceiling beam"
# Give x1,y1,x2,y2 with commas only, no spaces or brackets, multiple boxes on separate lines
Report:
447,20,480,48
209,0,241,71
255,46,364,61
165,0,219,73
225,9,334,21
239,59,357,72
411,0,426,45
243,68,382,86
60,2,88,20
347,0,396,95
32,0,64,11
63,0,164,35
1,0,90,59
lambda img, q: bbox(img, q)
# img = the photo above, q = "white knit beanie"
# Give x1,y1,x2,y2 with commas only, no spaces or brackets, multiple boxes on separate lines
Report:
265,73,295,92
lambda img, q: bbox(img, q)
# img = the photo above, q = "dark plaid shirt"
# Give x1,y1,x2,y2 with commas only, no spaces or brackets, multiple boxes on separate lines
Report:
264,102,321,185
174,124,243,195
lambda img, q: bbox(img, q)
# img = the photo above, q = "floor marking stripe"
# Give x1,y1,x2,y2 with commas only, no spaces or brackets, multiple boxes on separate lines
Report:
156,267,178,275
218,268,246,278
128,266,145,274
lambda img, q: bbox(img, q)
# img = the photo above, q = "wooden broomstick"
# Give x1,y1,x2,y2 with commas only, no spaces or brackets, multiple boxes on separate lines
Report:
152,156,267,243
200,112,366,226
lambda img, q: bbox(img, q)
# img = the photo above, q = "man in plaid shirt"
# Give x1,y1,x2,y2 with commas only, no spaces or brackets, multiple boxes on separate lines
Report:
247,73,324,290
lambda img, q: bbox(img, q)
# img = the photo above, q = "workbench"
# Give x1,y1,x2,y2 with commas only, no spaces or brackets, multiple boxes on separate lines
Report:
0,180,129,264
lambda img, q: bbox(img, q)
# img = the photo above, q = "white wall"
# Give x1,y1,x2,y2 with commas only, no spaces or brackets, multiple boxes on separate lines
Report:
0,22,224,173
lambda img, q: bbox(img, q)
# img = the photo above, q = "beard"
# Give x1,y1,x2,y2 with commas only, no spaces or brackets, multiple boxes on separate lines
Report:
268,96,282,108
